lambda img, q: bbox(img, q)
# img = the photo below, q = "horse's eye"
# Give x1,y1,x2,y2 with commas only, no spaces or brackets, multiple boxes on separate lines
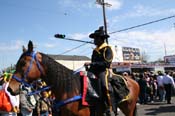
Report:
19,59,26,67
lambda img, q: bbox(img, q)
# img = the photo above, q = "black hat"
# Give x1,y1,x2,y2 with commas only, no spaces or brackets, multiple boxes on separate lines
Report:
89,26,109,39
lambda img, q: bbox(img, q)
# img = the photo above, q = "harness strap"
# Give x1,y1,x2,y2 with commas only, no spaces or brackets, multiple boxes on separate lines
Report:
54,95,82,108
24,51,43,79
27,86,51,96
12,75,52,95
34,54,43,74
12,75,32,87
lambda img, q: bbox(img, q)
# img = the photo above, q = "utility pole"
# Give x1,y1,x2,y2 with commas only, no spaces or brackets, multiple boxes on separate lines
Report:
164,42,167,56
96,0,111,43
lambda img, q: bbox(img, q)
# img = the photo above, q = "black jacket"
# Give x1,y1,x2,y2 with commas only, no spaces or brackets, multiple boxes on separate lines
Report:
89,43,113,74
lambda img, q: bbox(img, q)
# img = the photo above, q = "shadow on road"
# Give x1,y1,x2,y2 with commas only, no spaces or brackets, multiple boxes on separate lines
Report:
145,105,175,115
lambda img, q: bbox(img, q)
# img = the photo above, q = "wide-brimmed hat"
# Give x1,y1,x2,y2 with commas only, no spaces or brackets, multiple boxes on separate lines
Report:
89,26,109,39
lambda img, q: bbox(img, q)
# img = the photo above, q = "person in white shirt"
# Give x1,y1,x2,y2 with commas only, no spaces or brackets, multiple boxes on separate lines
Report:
162,71,175,104
156,71,165,102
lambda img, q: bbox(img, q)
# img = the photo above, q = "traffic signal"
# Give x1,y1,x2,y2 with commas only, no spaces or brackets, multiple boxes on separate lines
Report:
54,34,66,38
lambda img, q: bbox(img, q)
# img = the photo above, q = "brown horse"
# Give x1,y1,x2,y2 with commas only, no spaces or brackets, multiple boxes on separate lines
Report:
8,40,139,116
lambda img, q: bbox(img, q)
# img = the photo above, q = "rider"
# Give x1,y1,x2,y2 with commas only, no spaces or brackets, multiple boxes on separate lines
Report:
86,26,114,116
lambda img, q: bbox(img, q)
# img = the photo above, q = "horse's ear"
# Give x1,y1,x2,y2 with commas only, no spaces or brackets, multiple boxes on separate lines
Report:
22,45,27,52
28,40,33,52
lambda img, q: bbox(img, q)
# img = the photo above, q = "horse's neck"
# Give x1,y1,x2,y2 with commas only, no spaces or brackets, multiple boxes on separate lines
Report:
41,53,73,77
41,53,81,100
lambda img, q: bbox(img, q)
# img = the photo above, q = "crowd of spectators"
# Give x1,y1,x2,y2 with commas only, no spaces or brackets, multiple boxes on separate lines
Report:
0,72,54,116
1,69,175,115
132,70,175,104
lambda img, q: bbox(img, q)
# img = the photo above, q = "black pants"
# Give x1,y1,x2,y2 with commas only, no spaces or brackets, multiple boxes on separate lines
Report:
164,84,172,103
96,70,112,107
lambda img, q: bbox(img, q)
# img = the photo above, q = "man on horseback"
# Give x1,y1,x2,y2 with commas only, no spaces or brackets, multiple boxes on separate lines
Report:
85,26,114,116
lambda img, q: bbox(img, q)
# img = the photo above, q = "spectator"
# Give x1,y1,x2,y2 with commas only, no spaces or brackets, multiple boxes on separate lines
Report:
2,72,20,114
162,71,175,104
156,71,165,102
20,85,36,116
36,91,52,116
153,75,158,100
149,76,155,102
138,73,147,104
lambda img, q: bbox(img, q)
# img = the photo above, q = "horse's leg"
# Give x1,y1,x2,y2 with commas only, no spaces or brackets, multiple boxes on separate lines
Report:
118,77,139,116
119,100,137,116
118,100,132,116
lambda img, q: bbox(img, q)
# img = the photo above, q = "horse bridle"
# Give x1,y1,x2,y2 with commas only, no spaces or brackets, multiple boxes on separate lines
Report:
12,51,43,87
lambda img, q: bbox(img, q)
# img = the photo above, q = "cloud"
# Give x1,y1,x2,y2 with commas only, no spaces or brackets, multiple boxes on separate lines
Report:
110,29,175,61
0,40,25,52
96,0,122,10
44,43,57,48
131,5,175,17
57,0,122,11
109,4,175,28
57,0,93,10
69,33,89,40
105,0,122,10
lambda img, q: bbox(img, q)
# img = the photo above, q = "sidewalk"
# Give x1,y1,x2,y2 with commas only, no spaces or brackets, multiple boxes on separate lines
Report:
118,96,175,116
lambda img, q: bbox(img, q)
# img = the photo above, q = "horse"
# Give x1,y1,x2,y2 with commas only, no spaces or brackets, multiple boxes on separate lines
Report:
8,40,139,116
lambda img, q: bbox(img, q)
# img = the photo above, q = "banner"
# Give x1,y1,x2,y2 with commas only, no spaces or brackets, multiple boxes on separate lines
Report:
122,47,141,61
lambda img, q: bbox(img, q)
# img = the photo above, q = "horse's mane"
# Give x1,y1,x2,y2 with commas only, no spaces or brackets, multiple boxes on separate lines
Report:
41,53,81,98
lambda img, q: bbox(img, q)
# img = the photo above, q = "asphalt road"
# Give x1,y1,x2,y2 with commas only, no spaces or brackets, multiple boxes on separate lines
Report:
118,96,175,116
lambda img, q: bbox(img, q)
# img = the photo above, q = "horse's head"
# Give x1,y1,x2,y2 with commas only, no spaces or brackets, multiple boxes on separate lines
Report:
8,40,45,95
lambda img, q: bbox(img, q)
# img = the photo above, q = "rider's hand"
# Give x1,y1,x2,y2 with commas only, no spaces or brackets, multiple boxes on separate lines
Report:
84,62,90,66
84,62,91,71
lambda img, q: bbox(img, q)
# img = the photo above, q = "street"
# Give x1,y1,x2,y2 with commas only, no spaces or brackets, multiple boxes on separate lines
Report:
118,97,175,116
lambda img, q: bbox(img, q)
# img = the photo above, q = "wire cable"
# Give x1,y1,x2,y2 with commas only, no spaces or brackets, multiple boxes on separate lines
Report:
59,43,88,55
58,15,175,55
109,15,175,34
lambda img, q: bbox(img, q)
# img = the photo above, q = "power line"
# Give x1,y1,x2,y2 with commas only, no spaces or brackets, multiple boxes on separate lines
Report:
59,43,88,55
58,15,175,55
109,15,175,34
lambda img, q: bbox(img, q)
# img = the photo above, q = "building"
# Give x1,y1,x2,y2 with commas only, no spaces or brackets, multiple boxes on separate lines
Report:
164,55,175,64
48,54,90,70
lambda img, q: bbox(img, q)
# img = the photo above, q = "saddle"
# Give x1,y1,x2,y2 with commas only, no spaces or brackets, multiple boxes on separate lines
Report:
80,71,129,106
80,71,99,106
109,74,129,105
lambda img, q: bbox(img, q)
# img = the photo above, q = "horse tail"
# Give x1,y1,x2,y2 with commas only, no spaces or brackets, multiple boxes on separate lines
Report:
133,105,137,116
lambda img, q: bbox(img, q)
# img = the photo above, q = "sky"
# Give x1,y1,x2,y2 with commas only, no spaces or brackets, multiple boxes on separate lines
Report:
0,0,175,70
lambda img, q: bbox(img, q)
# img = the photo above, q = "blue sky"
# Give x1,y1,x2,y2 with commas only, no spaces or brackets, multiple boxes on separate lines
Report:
0,0,175,70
